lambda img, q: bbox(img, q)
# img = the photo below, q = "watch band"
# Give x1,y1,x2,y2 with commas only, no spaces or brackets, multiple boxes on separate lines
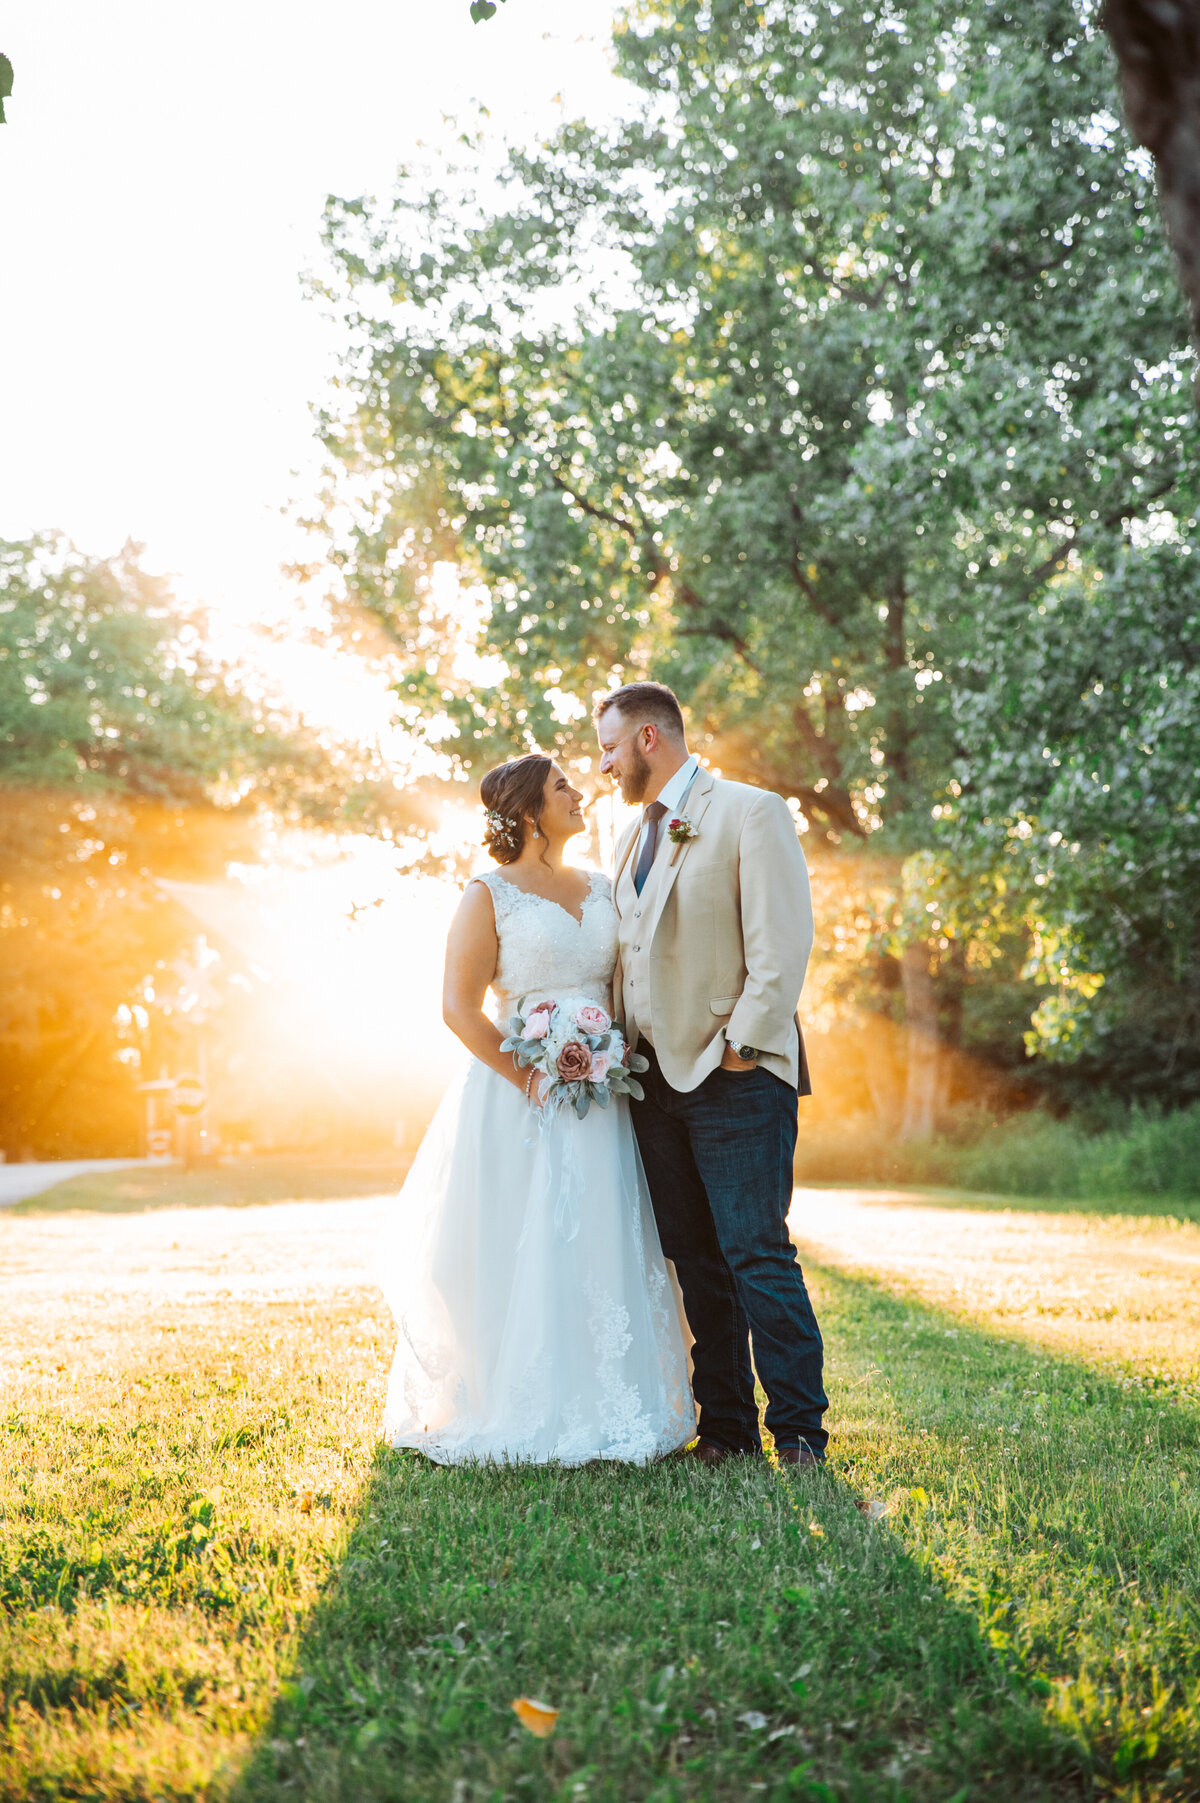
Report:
727,1039,760,1061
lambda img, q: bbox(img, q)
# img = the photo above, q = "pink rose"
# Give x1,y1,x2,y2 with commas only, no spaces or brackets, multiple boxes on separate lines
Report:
575,1004,611,1035
525,1007,553,1039
589,1052,611,1082
556,1040,592,1082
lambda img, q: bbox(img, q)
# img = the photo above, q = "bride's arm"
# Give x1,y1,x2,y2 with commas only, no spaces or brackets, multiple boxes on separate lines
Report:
442,882,531,1097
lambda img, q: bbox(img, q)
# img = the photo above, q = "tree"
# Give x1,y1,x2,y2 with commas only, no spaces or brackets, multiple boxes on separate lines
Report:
0,534,414,1156
947,533,1200,1103
1103,0,1200,374
313,0,1197,1124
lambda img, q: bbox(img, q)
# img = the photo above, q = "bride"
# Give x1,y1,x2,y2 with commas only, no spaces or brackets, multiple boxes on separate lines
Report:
379,752,695,1464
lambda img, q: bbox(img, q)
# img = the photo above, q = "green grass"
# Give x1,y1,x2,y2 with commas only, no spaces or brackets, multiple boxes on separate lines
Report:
793,1105,1200,1217
8,1158,412,1216
4,1238,1200,1800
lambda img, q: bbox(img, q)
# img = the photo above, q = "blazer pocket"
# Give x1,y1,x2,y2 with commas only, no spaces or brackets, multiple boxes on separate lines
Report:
709,996,737,1015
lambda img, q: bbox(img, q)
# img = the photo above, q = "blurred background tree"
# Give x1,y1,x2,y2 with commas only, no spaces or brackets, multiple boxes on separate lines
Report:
0,534,415,1157
311,0,1198,1134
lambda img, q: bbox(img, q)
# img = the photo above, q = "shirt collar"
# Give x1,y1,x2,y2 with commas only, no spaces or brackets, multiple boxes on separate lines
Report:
650,754,700,819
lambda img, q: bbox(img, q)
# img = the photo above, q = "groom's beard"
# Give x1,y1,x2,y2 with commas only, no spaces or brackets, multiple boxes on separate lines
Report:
617,743,653,805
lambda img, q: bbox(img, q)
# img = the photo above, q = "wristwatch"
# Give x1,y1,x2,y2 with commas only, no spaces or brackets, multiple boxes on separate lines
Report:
726,1039,760,1062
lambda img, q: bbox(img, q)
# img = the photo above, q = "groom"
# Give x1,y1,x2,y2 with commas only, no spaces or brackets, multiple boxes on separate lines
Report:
596,681,827,1468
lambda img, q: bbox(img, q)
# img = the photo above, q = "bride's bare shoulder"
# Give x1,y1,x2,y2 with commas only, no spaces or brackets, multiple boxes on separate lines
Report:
456,874,499,923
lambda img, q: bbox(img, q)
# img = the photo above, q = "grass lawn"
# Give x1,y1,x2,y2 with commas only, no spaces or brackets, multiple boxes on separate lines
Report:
2,1187,1198,1801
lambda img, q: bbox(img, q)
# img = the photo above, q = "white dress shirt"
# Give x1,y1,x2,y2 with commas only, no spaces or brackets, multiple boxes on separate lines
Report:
635,754,701,873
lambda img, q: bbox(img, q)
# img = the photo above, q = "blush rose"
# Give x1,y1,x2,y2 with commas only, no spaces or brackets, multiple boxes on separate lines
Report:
556,1040,593,1082
575,1004,611,1035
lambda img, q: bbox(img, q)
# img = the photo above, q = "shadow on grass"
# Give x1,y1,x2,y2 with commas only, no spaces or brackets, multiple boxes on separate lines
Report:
815,1265,1200,1798
221,1279,1200,1801
10,1158,413,1216
230,1458,1088,1803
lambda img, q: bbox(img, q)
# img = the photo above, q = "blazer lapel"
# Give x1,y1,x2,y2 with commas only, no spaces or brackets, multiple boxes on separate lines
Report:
641,768,715,940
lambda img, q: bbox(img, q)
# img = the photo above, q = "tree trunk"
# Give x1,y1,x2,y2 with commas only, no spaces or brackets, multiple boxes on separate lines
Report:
900,941,939,1138
882,571,912,815
936,938,967,1117
1103,0,1200,373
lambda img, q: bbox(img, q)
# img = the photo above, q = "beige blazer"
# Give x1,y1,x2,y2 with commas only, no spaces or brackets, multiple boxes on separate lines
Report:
612,767,814,1095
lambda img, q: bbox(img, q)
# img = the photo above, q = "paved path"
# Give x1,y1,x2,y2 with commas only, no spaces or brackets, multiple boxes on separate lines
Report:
0,1159,155,1207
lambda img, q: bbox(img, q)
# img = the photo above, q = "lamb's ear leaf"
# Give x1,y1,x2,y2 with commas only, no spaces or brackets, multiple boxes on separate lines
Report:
624,1078,645,1100
592,1085,611,1108
573,1091,590,1119
499,1034,519,1053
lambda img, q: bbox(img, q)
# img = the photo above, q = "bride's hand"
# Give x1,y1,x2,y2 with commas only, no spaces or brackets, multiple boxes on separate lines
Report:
527,1073,550,1108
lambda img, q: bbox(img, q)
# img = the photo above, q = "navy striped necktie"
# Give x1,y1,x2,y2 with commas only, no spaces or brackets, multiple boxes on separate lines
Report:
633,802,668,896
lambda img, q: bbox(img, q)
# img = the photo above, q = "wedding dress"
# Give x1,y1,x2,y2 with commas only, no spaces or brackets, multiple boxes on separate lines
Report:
379,867,695,1464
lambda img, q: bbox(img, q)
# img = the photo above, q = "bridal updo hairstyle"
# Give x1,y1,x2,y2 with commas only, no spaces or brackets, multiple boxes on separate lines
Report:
481,753,552,865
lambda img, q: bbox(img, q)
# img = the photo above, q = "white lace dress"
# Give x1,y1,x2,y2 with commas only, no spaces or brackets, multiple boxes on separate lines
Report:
379,868,695,1465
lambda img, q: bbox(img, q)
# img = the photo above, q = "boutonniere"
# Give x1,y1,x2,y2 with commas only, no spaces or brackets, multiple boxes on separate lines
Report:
667,815,698,845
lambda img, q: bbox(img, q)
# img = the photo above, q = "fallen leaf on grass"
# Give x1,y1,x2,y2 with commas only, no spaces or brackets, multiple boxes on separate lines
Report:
808,1520,825,1538
855,1498,888,1521
297,1491,314,1514
738,1711,769,1731
512,1696,559,1737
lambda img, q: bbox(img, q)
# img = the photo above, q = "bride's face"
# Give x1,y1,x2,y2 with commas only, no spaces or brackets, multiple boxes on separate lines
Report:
534,764,585,843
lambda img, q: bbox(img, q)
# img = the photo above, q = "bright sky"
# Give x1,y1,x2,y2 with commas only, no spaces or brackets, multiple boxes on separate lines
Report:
1,0,623,716
2,4,634,1119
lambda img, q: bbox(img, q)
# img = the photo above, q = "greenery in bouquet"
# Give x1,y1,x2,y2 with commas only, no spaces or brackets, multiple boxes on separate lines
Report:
501,996,649,1119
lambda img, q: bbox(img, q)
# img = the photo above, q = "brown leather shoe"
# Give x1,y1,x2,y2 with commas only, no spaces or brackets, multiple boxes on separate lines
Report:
776,1443,823,1470
671,1438,757,1468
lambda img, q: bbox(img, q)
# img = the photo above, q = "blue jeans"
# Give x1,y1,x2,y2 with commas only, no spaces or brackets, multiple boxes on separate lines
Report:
632,1047,828,1457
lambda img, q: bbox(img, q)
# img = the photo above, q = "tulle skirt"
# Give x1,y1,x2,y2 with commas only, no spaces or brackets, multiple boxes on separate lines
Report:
378,1059,695,1465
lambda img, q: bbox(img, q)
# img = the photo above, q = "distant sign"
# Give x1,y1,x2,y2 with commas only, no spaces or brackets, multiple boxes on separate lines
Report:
147,1128,173,1158
170,1076,207,1116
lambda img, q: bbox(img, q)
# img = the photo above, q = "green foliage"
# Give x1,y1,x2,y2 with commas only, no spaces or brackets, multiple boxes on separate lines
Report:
314,0,1199,1098
319,0,1190,820
0,53,12,124
947,541,1200,1094
469,0,506,19
793,1100,1200,1208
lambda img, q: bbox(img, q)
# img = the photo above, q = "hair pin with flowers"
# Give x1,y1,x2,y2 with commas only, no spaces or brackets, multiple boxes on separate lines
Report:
485,807,521,852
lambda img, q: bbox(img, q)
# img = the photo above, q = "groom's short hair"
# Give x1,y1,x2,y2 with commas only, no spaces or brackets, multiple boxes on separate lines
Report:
593,681,687,744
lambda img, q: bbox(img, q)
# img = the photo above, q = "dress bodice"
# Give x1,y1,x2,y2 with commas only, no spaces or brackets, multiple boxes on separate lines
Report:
475,868,617,1020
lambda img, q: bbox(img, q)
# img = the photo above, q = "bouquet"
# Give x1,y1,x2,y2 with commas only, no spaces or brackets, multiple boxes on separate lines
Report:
501,995,649,1119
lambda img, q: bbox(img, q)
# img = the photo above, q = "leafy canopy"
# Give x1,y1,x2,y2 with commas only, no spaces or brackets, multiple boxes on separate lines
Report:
314,0,1198,1086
